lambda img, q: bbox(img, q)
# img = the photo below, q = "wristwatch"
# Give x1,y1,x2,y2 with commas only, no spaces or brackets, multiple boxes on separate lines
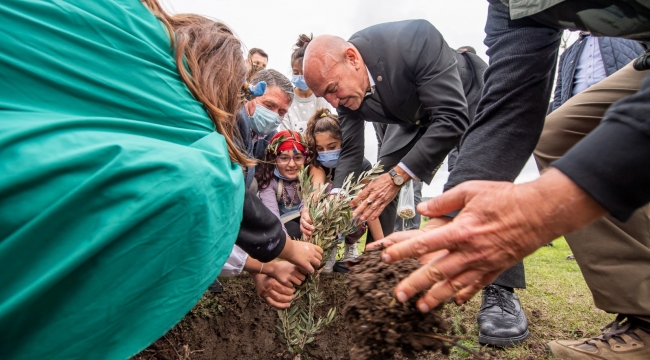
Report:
388,168,405,187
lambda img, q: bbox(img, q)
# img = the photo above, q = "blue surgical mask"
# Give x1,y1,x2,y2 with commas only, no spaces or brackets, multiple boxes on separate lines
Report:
249,102,281,135
291,75,309,91
274,167,296,181
317,149,341,168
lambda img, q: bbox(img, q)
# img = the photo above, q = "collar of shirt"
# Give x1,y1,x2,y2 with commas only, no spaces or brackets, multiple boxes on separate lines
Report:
364,66,376,97
251,130,266,144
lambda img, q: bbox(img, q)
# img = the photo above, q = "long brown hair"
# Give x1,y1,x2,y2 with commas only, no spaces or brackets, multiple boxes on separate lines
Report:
254,152,278,190
304,108,341,168
143,1,254,167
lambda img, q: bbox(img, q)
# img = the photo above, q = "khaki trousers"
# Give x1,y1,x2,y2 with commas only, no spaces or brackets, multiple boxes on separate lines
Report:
534,62,650,322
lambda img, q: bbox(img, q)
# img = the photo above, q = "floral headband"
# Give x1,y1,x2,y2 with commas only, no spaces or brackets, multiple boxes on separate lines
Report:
267,130,310,155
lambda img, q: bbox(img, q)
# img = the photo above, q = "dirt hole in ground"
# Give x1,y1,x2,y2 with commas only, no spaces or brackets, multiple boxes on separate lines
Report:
134,251,506,360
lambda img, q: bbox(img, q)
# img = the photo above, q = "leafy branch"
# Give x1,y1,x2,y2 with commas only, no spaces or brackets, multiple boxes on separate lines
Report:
277,163,383,355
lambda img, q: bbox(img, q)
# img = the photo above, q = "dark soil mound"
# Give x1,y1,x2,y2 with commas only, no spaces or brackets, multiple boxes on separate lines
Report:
344,250,454,360
133,274,354,360
133,261,494,360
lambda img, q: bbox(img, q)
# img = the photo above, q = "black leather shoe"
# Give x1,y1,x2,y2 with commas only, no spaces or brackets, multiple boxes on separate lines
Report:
477,284,530,347
208,279,223,294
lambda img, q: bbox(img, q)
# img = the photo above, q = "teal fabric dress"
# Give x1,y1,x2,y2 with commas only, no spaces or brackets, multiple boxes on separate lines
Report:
0,1,244,359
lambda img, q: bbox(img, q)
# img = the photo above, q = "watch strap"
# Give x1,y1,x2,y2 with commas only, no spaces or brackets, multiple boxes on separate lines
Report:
388,168,404,187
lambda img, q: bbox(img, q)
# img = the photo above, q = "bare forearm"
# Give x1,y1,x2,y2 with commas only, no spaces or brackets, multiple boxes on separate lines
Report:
526,168,607,240
243,257,264,274
367,218,384,242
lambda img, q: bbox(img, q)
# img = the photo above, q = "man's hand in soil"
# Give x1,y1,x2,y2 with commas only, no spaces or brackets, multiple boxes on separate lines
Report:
278,237,323,274
376,169,607,312
351,167,409,222
265,261,306,287
299,206,315,239
252,273,295,309
367,217,452,263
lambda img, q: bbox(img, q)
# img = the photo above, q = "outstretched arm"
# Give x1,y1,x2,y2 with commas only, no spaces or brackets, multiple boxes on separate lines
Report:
373,168,606,312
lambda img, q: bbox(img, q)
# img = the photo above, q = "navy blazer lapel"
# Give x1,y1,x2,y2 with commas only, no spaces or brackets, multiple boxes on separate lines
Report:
349,36,409,122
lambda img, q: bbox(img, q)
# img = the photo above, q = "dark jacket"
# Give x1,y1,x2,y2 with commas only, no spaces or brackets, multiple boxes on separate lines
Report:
235,107,275,189
233,107,284,262
235,189,286,262
334,20,486,188
552,34,644,111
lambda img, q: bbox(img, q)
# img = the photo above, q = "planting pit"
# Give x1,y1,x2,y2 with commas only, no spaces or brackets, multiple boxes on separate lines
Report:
134,254,488,360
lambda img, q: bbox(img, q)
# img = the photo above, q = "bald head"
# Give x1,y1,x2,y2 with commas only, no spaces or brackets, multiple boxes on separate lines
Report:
303,35,347,86
303,35,369,110
304,35,348,60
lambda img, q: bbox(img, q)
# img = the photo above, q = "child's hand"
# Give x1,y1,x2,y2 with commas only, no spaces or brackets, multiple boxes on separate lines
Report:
252,273,294,309
300,207,315,238
265,261,306,287
279,237,323,274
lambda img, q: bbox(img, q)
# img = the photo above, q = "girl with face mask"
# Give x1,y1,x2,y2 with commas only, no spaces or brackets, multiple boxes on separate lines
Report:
255,130,308,240
301,109,385,273
280,34,333,134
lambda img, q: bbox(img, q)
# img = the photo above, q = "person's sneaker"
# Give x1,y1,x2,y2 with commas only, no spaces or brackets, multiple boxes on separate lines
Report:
477,284,530,347
567,254,576,260
321,250,337,274
342,243,359,262
547,315,650,359
208,279,223,294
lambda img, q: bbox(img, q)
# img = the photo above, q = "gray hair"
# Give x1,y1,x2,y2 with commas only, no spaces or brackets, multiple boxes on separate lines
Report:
250,68,294,102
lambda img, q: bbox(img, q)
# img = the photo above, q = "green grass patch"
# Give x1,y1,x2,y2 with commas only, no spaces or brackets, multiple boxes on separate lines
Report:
433,238,611,359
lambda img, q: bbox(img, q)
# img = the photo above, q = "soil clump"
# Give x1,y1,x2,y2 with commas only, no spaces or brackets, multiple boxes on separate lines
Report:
344,249,456,360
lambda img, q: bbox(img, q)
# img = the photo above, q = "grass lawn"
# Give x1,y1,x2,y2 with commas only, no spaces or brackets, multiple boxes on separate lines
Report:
440,237,612,359
335,233,612,359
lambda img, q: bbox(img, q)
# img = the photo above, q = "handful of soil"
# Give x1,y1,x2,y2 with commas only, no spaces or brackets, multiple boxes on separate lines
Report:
344,249,455,360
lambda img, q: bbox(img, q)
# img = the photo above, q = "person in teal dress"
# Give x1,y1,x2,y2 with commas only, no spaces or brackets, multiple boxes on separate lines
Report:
0,1,321,359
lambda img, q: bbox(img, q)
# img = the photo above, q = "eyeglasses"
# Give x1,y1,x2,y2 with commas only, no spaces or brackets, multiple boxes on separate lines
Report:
276,154,305,164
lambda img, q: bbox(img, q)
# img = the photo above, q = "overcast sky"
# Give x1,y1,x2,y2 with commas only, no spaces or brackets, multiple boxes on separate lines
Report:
162,0,572,196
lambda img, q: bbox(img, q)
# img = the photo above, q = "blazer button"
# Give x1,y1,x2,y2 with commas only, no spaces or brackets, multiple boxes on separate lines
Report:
377,76,382,81
415,120,421,125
